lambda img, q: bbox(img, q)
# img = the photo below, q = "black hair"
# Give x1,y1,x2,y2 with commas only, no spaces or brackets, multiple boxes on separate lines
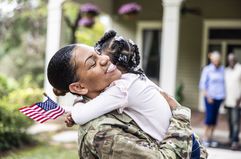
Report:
47,44,78,96
95,30,144,75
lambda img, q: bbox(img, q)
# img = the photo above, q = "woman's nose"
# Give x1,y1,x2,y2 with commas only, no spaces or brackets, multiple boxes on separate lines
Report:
99,54,110,65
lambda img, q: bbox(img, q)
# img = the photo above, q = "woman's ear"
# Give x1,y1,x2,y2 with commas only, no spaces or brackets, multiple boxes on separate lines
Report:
69,82,88,95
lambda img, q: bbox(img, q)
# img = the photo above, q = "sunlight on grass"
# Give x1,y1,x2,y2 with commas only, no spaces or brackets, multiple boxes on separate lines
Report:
2,144,78,159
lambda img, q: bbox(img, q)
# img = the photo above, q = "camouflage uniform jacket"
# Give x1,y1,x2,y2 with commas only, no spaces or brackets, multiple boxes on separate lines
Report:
77,105,208,159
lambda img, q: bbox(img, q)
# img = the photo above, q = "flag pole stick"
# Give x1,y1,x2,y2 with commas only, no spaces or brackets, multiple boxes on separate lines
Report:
43,92,49,98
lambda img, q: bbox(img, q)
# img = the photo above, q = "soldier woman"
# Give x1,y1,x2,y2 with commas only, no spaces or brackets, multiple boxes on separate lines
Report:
47,36,207,158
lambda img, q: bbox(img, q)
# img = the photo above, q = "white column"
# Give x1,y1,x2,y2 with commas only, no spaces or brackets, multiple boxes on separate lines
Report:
160,0,184,96
44,0,64,101
99,14,113,31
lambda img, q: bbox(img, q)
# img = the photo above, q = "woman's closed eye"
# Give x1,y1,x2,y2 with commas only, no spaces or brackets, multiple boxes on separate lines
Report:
88,59,96,69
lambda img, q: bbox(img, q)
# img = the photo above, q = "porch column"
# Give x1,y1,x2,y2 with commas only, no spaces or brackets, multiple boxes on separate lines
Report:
44,0,64,100
160,0,184,96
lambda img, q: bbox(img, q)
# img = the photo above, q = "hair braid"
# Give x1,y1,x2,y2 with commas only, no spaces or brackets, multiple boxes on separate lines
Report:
96,30,144,76
94,30,116,52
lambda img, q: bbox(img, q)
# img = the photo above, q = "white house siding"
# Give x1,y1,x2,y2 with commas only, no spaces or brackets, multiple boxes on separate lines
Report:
177,14,203,109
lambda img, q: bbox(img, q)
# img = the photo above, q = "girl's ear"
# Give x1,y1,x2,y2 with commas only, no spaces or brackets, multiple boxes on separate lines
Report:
69,82,88,95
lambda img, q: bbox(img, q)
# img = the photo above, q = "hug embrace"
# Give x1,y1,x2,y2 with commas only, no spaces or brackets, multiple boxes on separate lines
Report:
47,30,208,159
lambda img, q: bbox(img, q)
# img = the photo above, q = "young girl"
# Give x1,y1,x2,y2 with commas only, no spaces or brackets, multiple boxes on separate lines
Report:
49,30,201,158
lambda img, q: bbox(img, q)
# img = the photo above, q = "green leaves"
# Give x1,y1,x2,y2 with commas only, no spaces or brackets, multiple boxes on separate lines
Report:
0,0,47,54
62,1,80,26
0,74,43,151
75,20,104,46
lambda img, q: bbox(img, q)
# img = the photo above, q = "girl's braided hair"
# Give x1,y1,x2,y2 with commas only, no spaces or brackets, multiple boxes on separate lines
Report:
95,30,143,75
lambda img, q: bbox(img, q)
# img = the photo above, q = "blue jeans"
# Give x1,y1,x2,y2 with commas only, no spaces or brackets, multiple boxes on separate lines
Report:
226,107,240,143
190,134,200,159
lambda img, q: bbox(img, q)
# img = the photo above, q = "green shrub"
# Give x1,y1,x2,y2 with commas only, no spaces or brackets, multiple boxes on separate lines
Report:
0,74,17,98
0,75,43,152
175,83,184,104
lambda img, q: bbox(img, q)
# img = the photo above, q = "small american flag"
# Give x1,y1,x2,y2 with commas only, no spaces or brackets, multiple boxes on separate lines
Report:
19,93,65,123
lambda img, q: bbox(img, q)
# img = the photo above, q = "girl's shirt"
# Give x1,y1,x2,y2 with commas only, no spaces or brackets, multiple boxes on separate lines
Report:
71,73,172,141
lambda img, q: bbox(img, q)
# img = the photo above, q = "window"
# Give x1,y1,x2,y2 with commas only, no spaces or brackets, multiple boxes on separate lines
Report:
203,21,241,65
137,22,162,84
209,29,241,40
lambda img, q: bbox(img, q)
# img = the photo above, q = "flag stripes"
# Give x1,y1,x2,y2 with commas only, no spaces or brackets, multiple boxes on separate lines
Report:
18,95,65,123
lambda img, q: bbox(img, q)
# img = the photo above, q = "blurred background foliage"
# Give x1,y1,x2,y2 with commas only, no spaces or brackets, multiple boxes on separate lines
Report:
0,0,47,87
0,74,43,152
62,0,104,45
0,0,104,87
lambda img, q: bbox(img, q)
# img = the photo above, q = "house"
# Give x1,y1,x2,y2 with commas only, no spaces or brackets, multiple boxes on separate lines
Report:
44,0,241,110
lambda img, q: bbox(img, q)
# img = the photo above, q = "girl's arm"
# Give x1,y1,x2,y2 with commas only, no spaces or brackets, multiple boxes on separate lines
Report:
71,84,127,125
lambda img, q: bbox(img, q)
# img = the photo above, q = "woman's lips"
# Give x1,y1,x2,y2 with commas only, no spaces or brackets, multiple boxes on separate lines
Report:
106,63,117,73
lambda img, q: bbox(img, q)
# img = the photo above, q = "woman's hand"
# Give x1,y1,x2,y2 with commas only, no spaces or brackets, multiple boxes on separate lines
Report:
207,97,214,104
160,91,181,110
203,91,214,104
65,113,75,127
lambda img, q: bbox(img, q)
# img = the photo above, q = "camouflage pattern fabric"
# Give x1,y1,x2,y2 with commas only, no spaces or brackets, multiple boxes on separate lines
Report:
77,105,208,159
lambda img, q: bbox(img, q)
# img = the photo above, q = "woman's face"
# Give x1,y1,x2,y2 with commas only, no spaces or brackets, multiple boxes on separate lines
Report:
210,56,221,67
72,44,122,97
209,52,221,67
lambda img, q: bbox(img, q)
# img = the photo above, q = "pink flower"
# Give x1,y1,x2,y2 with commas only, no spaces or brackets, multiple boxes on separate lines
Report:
80,3,100,16
78,17,94,27
118,2,141,15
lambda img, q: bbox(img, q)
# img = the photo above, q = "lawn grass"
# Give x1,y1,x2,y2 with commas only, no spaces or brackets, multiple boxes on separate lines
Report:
1,143,78,159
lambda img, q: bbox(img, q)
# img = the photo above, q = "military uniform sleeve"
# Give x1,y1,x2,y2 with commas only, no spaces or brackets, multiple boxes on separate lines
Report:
158,105,193,159
168,105,208,159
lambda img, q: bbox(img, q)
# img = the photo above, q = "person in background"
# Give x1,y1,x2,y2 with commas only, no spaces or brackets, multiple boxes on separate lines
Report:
225,53,241,150
199,51,225,147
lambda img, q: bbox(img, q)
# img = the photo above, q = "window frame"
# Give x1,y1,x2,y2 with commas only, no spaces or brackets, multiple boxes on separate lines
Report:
136,21,162,67
202,20,241,67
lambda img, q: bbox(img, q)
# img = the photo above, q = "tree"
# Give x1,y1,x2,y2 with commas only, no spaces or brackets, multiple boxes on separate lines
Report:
0,0,105,87
0,0,47,55
62,1,104,45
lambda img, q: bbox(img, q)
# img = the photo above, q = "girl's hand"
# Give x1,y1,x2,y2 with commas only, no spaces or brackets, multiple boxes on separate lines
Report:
65,113,75,127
